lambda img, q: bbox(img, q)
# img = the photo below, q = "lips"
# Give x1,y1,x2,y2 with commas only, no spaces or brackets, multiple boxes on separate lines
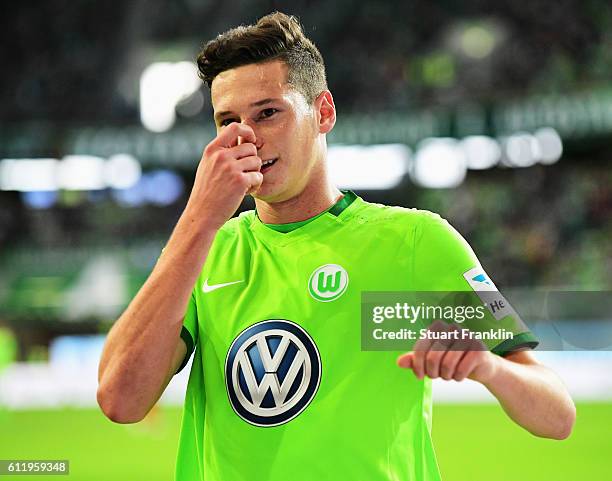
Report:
260,157,278,173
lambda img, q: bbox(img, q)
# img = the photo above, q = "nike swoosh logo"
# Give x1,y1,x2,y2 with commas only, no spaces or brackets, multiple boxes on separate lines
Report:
202,279,244,293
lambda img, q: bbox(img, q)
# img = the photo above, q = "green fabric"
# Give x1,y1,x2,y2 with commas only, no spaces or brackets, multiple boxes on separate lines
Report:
174,193,537,481
259,190,357,233
0,328,17,372
260,213,323,233
176,292,198,370
493,331,540,357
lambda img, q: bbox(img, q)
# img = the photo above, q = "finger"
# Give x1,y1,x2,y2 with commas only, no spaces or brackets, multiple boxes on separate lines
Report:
453,350,480,382
411,338,434,380
437,325,467,380
237,155,262,173
397,352,413,369
424,340,450,379
211,122,257,149
471,338,488,352
243,171,264,195
229,142,258,160
411,320,447,379
439,340,465,380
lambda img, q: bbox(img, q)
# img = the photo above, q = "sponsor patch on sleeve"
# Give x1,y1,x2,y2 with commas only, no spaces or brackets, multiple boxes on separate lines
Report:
463,266,514,320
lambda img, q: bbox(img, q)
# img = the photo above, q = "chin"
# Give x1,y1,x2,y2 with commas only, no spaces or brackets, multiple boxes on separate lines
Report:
252,189,283,203
252,182,291,203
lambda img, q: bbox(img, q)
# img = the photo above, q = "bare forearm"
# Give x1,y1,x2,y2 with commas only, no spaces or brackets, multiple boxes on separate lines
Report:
483,355,576,439
98,122,265,423
97,207,217,422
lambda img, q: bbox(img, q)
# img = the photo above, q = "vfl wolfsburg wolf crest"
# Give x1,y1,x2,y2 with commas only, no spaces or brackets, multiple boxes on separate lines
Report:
308,264,349,302
225,320,321,427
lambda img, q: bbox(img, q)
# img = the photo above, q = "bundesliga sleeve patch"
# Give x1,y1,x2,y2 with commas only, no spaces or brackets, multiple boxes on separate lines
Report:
462,266,514,320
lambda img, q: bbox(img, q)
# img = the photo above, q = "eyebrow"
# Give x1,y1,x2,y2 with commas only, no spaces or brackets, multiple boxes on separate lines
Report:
214,98,280,122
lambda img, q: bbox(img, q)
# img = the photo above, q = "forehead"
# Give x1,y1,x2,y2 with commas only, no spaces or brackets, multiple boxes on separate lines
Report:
211,60,290,111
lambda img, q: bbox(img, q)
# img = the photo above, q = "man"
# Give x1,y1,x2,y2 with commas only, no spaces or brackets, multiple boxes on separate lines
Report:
97,12,575,481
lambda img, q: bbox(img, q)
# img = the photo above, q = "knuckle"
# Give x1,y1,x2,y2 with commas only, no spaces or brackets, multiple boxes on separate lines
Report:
429,347,444,359
209,150,223,165
247,143,257,155
425,358,437,373
203,148,217,163
218,150,232,162
203,142,216,156
412,352,424,366
219,160,232,174
229,171,243,184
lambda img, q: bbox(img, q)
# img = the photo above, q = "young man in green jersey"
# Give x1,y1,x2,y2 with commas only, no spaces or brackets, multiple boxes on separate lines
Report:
97,12,576,481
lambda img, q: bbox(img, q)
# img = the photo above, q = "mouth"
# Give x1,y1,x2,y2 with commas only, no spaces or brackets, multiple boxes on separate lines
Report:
260,157,278,174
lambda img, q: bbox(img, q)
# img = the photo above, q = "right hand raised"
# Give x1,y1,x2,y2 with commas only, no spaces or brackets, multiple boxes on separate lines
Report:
187,123,263,230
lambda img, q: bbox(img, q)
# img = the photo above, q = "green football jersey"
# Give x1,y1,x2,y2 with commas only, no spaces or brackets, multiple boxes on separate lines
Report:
174,190,537,481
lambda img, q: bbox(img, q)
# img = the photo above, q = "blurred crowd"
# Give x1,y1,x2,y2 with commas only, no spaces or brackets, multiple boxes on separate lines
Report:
1,1,611,352
413,164,612,289
1,0,611,123
0,160,609,295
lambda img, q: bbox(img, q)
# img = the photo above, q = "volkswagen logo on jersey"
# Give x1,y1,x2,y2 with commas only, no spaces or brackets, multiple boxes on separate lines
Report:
225,320,322,427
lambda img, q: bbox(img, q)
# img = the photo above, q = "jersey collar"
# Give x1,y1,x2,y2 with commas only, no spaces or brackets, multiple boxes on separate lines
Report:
256,190,357,234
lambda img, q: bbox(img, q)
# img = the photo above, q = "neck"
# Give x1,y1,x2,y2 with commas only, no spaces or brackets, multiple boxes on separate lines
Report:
255,180,343,224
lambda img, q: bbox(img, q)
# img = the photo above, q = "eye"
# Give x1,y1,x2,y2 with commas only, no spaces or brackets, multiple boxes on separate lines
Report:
258,108,278,120
220,118,237,127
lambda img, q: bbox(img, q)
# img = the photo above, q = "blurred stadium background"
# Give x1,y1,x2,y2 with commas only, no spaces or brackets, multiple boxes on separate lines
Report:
1,1,611,480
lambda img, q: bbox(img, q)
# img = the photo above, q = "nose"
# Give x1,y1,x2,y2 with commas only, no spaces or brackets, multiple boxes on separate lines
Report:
239,119,264,150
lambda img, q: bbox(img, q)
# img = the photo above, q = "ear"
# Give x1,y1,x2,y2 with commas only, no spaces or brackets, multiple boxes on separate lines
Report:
315,90,336,134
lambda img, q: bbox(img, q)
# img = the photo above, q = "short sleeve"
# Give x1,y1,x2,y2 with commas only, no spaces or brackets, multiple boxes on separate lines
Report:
412,212,480,291
176,292,198,374
412,212,539,356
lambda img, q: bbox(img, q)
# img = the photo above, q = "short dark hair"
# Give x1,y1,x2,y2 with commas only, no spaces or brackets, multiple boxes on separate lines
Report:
196,12,328,104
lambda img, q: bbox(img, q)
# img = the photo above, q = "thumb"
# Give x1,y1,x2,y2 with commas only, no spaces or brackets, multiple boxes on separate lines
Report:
397,352,414,369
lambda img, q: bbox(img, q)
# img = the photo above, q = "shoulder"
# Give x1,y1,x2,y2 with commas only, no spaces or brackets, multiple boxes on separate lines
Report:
217,210,256,237
355,198,473,260
355,197,448,231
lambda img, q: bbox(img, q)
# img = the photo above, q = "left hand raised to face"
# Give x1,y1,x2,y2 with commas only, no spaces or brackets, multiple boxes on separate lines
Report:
396,320,499,384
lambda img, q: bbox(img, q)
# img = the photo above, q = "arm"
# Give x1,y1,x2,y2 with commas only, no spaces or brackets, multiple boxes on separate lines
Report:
97,123,263,423
479,350,576,440
405,215,575,439
397,335,576,440
96,216,217,424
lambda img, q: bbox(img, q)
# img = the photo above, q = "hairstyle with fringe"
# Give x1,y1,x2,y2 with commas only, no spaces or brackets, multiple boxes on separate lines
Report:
196,12,327,104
